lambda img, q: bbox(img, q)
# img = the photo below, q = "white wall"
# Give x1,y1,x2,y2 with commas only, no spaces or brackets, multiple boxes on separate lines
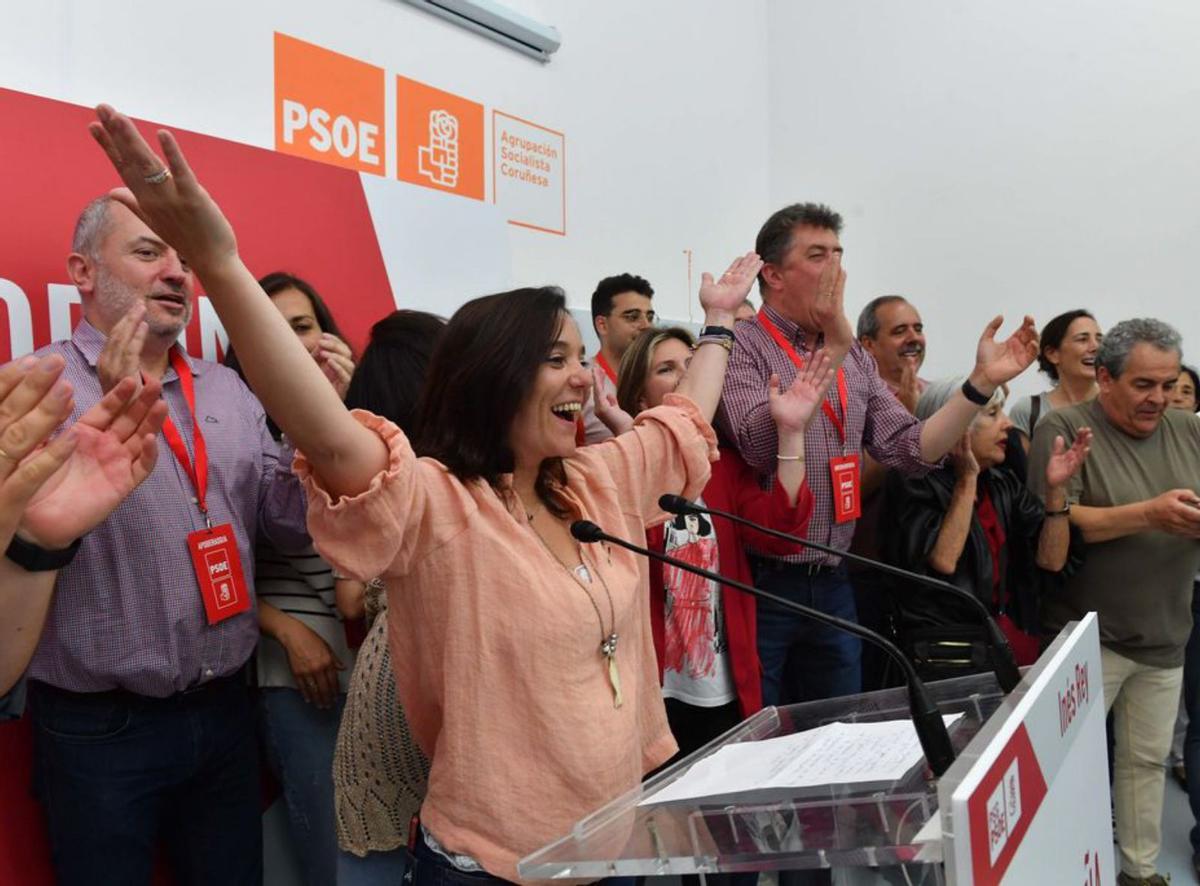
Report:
0,0,771,335
8,0,1194,393
766,0,1200,396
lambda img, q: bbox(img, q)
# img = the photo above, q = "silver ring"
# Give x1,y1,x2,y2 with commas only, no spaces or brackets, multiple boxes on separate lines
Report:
144,167,171,185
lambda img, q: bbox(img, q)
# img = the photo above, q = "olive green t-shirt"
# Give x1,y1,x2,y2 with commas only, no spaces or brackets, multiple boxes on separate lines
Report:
1029,399,1200,667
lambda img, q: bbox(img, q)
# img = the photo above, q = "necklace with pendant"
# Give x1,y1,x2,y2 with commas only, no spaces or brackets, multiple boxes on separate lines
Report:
525,505,623,709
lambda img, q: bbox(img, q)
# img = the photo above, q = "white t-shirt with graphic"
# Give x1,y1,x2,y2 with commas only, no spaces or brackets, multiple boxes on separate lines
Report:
661,497,737,708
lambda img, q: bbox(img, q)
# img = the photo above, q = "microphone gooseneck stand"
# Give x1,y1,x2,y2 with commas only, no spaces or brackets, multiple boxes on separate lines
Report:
569,519,956,777
657,494,1022,694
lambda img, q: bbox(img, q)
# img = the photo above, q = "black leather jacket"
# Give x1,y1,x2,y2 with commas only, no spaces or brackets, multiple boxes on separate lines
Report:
879,464,1081,637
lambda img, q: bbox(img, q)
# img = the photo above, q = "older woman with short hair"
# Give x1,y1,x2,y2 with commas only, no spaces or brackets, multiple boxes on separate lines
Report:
879,377,1091,677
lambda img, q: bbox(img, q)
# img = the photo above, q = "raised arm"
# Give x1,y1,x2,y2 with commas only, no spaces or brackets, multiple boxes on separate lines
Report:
675,252,763,422
88,105,386,497
920,315,1039,462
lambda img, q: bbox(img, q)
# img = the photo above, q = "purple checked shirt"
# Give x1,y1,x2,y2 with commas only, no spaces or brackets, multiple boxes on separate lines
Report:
29,320,310,697
716,303,939,565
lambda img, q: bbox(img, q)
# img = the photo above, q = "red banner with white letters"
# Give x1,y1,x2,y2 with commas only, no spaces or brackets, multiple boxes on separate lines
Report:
0,85,404,886
0,86,397,363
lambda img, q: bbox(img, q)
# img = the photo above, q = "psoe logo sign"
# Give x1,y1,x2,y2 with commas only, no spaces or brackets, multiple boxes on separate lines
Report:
418,110,460,188
274,33,386,175
986,757,1022,865
396,76,484,200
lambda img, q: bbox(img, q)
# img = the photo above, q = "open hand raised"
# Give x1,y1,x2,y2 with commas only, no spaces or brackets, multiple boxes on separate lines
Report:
974,315,1039,388
768,350,836,434
699,252,763,319
89,104,238,275
1044,428,1092,489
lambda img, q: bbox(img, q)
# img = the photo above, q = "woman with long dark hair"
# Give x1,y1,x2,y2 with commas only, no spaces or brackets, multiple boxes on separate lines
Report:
90,104,765,884
1009,309,1103,451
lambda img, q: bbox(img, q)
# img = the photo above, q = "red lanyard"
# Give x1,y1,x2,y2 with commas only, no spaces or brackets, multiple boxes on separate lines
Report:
758,312,849,444
159,349,210,523
595,352,618,385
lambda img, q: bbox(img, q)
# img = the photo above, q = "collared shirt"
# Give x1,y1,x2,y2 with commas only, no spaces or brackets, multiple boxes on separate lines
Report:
717,303,938,564
28,320,309,697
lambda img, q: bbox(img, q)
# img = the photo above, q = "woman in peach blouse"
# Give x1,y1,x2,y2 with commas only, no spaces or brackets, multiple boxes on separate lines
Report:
86,106,804,883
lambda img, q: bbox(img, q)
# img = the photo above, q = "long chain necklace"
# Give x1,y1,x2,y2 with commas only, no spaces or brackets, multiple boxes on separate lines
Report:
525,505,623,709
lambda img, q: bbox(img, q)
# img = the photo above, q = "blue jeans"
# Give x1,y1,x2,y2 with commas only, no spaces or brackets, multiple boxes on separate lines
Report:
338,846,412,885
29,673,261,886
260,686,346,886
751,558,862,708
1185,582,1200,857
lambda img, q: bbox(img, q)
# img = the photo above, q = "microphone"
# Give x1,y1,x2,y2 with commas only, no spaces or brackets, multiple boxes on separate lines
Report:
658,494,1022,694
569,520,956,777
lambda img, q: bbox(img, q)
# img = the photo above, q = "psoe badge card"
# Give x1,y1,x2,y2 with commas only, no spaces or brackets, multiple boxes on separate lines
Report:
187,525,251,624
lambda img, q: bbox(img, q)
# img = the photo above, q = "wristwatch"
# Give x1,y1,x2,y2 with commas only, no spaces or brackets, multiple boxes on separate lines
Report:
4,533,82,572
1044,503,1071,517
961,377,993,406
699,325,734,341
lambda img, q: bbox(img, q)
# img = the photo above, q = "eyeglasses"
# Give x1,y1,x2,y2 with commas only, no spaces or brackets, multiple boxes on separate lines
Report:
616,309,656,325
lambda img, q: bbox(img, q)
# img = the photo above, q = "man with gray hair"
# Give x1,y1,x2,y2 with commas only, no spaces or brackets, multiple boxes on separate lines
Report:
1029,317,1200,886
850,294,929,690
23,195,310,884
856,294,927,414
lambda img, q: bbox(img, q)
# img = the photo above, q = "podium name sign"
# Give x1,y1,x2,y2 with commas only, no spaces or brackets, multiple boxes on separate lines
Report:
942,613,1112,885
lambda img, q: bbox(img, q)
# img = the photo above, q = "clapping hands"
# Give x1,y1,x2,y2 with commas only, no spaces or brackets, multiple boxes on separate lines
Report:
1,355,165,553
767,351,836,434
1044,428,1092,490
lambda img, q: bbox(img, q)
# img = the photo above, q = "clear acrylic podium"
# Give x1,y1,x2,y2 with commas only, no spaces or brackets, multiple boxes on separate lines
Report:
519,671,1007,885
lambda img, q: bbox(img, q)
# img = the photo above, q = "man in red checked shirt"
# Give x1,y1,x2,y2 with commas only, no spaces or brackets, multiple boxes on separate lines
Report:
581,273,655,443
717,202,1041,713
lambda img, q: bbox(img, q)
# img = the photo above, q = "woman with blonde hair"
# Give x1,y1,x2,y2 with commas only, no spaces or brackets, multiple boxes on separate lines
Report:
593,325,829,761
